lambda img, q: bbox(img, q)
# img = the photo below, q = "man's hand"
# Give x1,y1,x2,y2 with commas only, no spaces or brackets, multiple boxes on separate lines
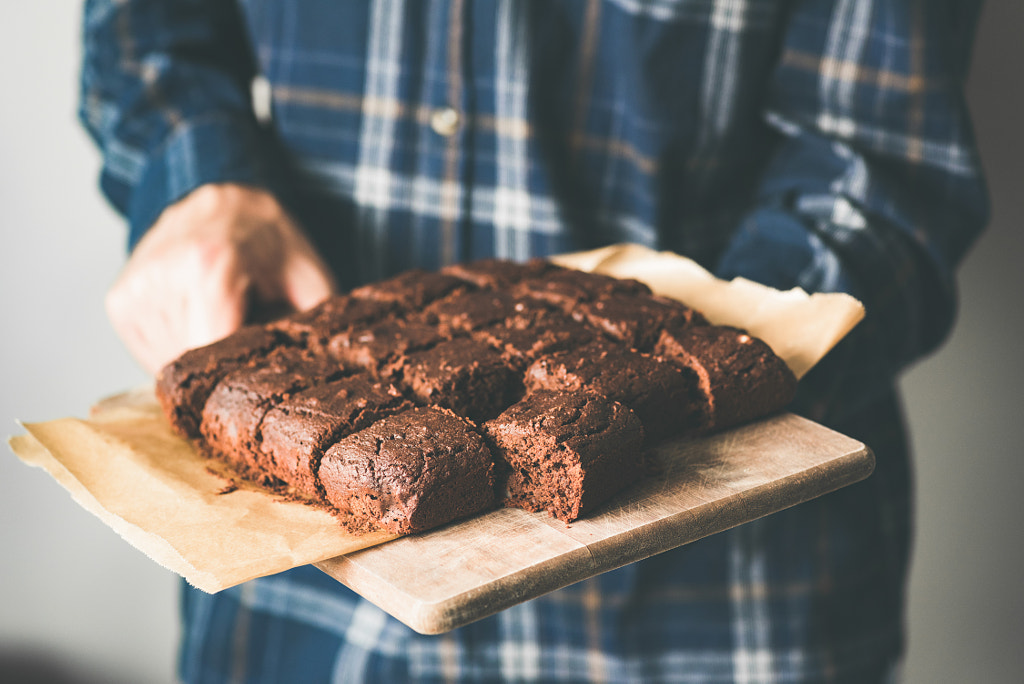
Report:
106,183,336,375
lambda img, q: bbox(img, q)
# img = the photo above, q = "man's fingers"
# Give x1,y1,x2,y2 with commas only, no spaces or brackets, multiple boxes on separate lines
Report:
280,248,336,311
185,258,250,351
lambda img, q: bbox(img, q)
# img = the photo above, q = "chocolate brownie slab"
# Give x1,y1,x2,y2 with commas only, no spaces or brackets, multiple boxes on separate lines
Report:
655,325,797,430
484,390,645,522
198,350,345,484
258,376,413,501
572,292,709,350
319,406,496,534
156,325,290,438
523,340,706,443
395,337,522,422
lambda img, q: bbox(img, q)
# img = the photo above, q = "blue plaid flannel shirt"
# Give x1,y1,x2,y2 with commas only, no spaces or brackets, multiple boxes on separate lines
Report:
80,1,988,682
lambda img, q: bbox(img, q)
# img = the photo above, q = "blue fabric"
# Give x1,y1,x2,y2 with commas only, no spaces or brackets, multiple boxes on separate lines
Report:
81,1,988,681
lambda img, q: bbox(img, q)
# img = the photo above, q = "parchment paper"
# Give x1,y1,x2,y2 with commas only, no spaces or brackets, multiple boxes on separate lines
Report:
7,243,863,593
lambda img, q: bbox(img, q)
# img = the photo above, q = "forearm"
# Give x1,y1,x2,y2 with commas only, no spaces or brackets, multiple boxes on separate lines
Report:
715,0,989,420
79,0,288,248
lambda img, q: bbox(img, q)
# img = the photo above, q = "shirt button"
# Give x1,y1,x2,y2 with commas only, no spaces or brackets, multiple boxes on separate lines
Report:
430,107,461,136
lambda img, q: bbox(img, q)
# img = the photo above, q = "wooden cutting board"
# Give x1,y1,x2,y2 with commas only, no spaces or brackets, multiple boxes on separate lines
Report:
316,412,873,634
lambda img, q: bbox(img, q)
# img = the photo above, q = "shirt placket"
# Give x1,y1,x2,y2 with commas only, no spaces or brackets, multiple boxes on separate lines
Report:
433,0,471,266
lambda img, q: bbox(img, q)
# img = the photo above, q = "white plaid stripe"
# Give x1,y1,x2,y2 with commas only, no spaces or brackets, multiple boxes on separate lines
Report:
700,0,748,141
245,576,359,636
605,0,776,26
500,601,542,680
354,0,407,278
492,0,534,261
818,0,872,142
731,520,773,684
296,158,567,236
332,600,389,683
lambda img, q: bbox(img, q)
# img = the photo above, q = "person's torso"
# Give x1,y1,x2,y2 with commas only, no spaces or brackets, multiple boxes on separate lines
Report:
238,0,793,284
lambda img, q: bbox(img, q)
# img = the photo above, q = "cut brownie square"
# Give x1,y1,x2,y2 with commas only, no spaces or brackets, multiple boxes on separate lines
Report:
440,257,561,290
349,269,470,311
269,294,396,353
319,406,496,534
655,325,797,431
417,289,549,336
512,268,651,313
484,390,645,523
395,337,522,422
155,325,290,438
472,311,597,372
198,350,345,484
571,292,709,350
258,375,413,501
523,340,706,443
326,318,446,378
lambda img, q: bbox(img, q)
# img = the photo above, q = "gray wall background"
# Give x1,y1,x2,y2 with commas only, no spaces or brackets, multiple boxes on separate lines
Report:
1,3,1020,683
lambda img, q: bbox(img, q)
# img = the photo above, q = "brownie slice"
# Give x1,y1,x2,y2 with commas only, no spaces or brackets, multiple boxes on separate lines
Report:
571,292,708,350
326,318,446,378
655,325,797,431
395,337,522,422
155,326,290,438
417,289,550,336
472,311,597,372
258,376,414,501
349,269,469,311
523,340,705,443
198,350,345,482
319,406,497,534
484,390,645,523
269,294,396,353
512,268,651,313
440,257,560,290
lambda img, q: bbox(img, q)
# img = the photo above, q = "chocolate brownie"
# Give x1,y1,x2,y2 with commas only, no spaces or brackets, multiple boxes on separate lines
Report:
258,376,414,501
198,350,346,483
319,406,496,534
326,318,445,377
395,337,522,422
269,294,396,353
440,257,560,290
523,340,706,443
512,268,651,313
349,269,469,311
571,292,709,350
484,390,645,523
472,312,597,372
417,289,550,336
156,326,290,438
655,325,797,430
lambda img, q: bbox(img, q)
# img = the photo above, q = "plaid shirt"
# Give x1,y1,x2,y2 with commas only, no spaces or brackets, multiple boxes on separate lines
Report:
81,1,988,682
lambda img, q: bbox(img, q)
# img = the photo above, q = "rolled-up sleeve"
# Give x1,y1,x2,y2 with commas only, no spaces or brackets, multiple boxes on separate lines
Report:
715,0,989,418
79,0,288,249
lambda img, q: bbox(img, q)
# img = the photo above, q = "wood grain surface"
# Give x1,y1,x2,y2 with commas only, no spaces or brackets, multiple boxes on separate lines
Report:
317,412,873,634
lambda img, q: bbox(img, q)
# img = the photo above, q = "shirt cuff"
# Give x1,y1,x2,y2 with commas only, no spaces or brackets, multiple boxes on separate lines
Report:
126,116,287,250
714,205,858,299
